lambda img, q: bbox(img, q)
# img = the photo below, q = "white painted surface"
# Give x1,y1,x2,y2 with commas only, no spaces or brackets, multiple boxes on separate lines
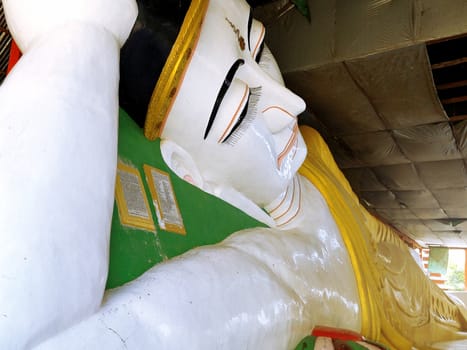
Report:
3,0,137,51
0,0,136,347
36,176,360,350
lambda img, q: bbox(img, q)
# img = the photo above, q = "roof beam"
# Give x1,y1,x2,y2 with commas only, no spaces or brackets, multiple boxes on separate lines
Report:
441,95,467,104
449,114,467,122
432,57,467,69
437,80,467,90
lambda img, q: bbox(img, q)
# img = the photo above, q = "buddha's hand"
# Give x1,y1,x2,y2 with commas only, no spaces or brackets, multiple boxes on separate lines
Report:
2,0,137,52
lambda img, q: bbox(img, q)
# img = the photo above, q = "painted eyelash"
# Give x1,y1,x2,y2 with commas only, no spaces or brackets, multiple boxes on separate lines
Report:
222,86,262,145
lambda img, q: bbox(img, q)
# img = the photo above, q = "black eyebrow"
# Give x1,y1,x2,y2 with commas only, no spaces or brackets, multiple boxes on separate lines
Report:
204,58,245,139
247,8,253,51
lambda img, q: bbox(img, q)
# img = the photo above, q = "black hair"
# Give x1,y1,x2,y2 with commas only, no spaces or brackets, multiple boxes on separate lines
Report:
119,0,190,127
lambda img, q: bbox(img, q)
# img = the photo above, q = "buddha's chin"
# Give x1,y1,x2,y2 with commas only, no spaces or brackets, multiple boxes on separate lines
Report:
279,141,307,180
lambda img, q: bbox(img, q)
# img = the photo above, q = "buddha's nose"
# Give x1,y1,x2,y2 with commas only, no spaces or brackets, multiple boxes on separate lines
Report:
259,81,305,134
237,61,305,134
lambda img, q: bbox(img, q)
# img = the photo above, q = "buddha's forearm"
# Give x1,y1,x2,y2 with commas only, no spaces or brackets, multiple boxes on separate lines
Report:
0,23,120,348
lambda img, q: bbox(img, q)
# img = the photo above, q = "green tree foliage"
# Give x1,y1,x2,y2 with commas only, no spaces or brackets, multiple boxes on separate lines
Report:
446,265,465,291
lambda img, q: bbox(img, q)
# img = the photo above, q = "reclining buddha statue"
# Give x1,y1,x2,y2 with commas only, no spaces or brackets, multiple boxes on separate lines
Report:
1,0,467,349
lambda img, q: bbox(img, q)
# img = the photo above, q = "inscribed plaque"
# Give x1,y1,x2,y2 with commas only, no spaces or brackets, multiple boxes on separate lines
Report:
115,161,155,231
144,165,186,235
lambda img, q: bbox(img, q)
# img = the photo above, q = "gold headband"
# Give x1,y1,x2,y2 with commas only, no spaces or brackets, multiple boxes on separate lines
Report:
144,0,210,140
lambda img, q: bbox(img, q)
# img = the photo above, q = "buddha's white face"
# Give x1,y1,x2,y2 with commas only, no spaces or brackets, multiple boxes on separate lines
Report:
161,0,307,206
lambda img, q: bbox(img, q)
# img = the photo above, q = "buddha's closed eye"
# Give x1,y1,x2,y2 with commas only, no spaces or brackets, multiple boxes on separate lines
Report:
222,86,262,145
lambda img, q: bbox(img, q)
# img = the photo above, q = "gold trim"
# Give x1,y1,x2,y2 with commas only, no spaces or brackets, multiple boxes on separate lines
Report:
144,0,210,140
115,161,156,232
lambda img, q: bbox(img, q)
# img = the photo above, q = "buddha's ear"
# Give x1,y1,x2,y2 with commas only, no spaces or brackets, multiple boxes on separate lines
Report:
160,139,204,189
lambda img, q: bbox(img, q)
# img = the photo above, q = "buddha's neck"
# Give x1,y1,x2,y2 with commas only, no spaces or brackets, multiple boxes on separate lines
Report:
264,175,304,229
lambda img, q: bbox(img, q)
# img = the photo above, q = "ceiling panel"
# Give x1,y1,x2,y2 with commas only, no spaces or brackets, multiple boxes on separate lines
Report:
285,43,467,248
341,168,387,192
392,123,462,162
411,208,448,220
444,208,467,217
393,190,440,209
416,159,467,189
372,163,425,191
419,0,467,40
453,120,467,157
392,219,432,235
266,0,467,245
424,219,465,232
335,0,414,59
286,63,385,135
341,131,409,166
432,188,467,208
376,208,418,220
325,137,366,169
345,45,448,129
360,190,401,209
